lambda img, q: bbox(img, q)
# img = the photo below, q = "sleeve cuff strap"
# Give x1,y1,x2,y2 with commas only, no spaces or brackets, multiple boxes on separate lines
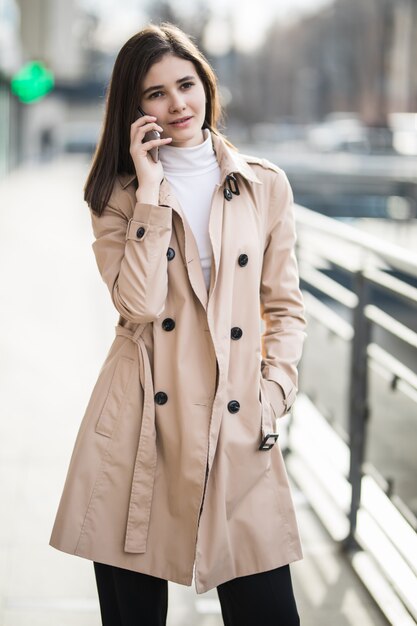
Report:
132,202,172,228
126,204,172,241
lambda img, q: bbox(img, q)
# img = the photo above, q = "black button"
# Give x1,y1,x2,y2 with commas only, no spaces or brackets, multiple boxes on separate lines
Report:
227,400,240,413
162,318,175,331
224,188,233,201
136,226,145,239
238,253,248,267
154,391,168,405
167,247,175,261
231,327,243,340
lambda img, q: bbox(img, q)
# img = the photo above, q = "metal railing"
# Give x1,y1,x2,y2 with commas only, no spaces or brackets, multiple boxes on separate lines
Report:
288,205,417,625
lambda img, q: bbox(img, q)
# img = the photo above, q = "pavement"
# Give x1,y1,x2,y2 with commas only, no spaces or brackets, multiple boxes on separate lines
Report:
0,157,389,625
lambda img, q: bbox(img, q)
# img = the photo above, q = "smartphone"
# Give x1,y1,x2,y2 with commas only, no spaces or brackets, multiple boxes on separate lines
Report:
136,106,160,163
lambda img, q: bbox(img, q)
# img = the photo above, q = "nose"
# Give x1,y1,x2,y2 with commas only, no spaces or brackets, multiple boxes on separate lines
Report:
168,92,186,114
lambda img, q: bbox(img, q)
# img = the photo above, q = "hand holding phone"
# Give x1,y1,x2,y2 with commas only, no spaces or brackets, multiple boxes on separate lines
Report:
136,106,160,163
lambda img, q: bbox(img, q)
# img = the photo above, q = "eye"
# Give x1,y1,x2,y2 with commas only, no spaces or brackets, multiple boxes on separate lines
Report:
148,91,163,99
181,82,194,89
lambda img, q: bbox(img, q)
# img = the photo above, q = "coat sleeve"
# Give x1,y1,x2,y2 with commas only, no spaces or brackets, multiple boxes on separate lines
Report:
260,168,307,418
89,186,172,324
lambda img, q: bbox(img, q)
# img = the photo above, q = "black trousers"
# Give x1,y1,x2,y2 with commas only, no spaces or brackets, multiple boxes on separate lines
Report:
93,561,300,626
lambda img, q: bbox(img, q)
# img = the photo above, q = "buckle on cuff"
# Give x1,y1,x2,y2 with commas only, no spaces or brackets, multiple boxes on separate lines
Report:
259,433,279,450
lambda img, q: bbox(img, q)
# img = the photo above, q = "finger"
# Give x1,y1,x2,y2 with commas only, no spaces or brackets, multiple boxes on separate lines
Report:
130,117,158,140
138,121,163,132
130,121,163,141
131,120,162,135
130,133,170,152
141,137,172,149
130,136,172,159
131,114,157,128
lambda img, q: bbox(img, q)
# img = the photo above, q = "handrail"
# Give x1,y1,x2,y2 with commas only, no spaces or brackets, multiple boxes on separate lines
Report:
295,204,417,278
299,264,358,308
292,204,417,623
365,305,417,348
364,268,417,307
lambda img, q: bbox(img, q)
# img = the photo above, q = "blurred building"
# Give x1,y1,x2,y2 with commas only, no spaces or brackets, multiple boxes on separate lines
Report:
0,0,20,174
255,0,417,128
1,0,417,174
17,0,84,80
389,0,417,114
1,0,106,172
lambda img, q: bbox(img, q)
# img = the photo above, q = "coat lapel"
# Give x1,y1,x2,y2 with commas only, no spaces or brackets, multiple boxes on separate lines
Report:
207,133,262,304
207,183,223,302
159,177,209,311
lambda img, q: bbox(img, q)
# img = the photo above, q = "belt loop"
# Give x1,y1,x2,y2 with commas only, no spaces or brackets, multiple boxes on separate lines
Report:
133,323,146,342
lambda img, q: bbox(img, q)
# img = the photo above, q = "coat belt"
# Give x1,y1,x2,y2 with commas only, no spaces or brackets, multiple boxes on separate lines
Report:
114,323,157,553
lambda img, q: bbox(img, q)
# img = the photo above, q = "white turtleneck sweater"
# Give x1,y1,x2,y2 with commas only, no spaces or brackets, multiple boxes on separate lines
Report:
159,128,221,292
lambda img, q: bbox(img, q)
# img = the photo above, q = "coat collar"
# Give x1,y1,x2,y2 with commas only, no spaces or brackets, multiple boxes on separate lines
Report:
117,130,262,190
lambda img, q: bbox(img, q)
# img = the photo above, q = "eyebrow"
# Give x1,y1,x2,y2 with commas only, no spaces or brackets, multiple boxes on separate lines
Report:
141,75,196,97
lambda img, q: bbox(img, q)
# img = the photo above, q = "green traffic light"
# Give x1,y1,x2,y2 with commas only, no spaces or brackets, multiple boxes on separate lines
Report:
11,61,54,103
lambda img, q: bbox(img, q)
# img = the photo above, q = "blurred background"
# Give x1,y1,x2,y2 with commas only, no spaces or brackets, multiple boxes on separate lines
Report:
0,1,416,625
1,0,417,222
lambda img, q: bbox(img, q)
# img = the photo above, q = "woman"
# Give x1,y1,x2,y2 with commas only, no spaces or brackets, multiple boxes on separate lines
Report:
49,22,306,626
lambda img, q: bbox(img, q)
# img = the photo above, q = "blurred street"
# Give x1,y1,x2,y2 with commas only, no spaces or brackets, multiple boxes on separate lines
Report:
0,157,389,625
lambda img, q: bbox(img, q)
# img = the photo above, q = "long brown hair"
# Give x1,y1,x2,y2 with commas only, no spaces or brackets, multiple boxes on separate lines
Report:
85,22,236,216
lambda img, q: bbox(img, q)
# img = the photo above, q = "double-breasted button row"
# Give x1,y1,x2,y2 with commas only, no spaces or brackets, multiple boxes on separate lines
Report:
227,254,247,413
167,247,247,267
155,318,175,406
156,393,241,415
160,242,246,415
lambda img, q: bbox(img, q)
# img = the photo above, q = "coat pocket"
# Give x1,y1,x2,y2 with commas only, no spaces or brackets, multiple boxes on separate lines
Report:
262,378,287,420
95,356,135,438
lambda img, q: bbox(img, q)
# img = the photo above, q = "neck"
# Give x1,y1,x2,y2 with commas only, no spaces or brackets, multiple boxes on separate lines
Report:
159,128,216,176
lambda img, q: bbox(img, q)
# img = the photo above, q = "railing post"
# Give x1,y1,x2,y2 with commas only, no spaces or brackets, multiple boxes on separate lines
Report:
345,270,370,550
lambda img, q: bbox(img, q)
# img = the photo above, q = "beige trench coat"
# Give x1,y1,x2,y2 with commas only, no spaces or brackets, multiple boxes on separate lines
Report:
49,131,307,593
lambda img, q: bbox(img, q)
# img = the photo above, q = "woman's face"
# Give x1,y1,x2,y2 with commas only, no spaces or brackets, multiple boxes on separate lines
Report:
139,54,207,148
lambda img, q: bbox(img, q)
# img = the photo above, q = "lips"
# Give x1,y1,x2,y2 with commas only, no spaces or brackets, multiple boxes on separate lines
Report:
169,116,192,124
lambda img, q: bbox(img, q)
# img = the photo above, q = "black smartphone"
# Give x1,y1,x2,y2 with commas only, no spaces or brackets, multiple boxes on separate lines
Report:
136,106,160,163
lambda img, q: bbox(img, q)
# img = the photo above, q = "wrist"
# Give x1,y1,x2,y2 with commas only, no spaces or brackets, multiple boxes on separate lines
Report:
135,186,160,205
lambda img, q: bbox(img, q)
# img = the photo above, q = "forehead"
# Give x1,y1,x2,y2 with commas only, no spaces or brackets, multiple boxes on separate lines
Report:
143,55,197,85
